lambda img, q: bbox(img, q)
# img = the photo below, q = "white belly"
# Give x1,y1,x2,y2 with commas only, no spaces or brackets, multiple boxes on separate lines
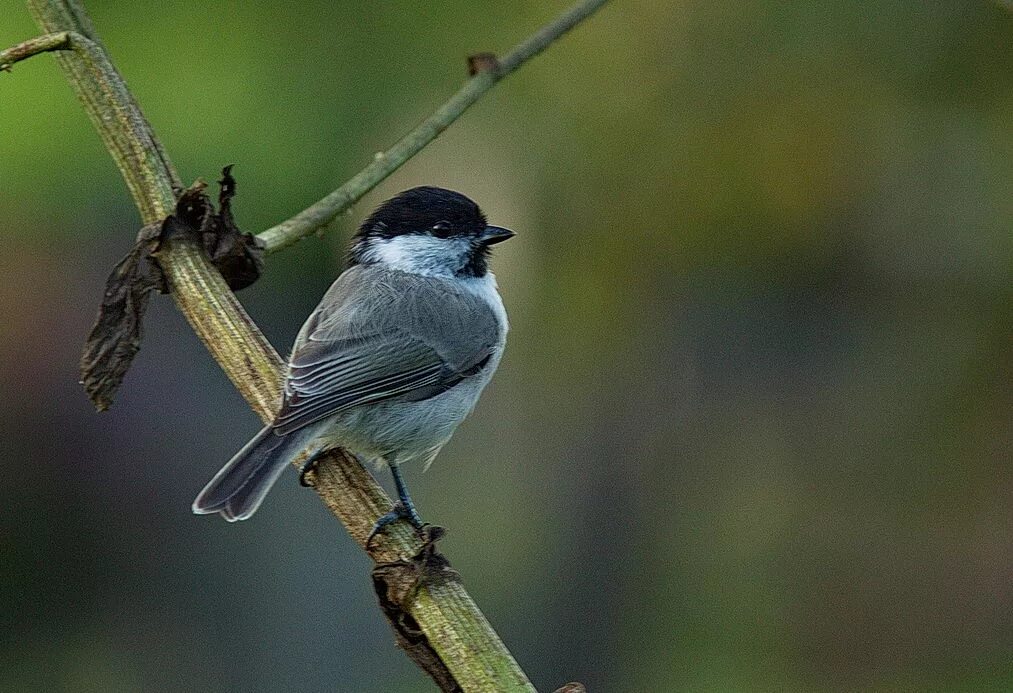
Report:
323,351,501,466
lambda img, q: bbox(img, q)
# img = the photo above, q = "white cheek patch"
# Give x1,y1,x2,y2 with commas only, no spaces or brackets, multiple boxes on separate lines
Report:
365,235,471,277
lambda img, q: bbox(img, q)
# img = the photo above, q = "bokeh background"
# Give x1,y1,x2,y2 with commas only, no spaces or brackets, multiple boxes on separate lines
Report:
2,1,1011,691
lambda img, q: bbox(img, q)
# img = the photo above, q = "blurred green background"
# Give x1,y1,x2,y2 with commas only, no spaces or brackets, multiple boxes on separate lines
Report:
2,1,1011,691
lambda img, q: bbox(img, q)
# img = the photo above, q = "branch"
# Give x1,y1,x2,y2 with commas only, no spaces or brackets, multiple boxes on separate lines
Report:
0,31,70,69
18,0,607,689
257,0,610,254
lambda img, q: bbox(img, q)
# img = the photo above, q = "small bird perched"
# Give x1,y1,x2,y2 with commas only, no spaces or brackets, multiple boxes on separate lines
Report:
192,186,513,539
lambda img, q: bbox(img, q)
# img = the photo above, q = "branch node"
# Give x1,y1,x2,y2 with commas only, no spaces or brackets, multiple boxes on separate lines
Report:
467,52,500,76
372,526,462,691
373,526,456,605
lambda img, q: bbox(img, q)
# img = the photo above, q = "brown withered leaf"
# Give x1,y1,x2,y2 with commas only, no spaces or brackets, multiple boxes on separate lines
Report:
78,223,165,411
79,167,264,411
200,165,263,291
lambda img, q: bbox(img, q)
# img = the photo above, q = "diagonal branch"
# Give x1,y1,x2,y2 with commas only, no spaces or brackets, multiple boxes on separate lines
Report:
257,0,610,254
17,0,608,689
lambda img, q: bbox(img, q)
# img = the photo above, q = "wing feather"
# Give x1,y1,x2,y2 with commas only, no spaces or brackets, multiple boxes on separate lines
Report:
271,267,499,435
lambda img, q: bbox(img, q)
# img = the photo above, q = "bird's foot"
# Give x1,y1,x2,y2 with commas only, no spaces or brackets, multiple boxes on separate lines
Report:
367,501,426,548
298,449,327,487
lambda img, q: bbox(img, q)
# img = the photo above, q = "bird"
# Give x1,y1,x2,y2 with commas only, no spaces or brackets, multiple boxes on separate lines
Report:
192,186,513,540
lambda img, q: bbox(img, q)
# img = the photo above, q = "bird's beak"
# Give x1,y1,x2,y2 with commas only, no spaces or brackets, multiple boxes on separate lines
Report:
479,225,515,245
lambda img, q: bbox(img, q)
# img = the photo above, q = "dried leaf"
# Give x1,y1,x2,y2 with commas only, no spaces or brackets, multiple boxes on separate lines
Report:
79,223,164,411
202,165,264,290
80,168,264,410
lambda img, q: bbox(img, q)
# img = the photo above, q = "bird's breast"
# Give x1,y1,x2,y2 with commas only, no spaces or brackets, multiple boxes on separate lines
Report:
457,273,508,337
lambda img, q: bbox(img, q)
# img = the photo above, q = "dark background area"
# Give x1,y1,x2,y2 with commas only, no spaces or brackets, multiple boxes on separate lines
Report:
2,1,1011,691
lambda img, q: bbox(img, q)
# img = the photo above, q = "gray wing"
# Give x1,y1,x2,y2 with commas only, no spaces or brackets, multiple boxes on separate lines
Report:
273,267,499,435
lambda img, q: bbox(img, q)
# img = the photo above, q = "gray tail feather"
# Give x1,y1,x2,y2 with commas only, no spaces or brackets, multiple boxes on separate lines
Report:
192,425,317,522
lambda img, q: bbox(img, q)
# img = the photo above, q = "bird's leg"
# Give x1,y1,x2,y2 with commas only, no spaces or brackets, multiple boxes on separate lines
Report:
390,462,424,526
367,462,425,546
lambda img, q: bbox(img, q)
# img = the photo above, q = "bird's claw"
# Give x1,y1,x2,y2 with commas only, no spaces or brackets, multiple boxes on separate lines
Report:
366,501,426,548
298,449,326,487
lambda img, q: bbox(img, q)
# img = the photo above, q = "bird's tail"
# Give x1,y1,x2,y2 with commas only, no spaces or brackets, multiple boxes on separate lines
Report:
192,425,319,522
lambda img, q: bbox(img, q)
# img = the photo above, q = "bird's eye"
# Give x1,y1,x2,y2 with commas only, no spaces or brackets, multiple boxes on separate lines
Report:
431,221,453,239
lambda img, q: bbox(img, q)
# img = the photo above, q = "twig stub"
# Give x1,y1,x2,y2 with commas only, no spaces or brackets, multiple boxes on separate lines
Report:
467,52,500,76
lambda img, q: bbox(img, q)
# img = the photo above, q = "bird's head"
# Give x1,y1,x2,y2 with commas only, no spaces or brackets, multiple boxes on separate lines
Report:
349,187,514,278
